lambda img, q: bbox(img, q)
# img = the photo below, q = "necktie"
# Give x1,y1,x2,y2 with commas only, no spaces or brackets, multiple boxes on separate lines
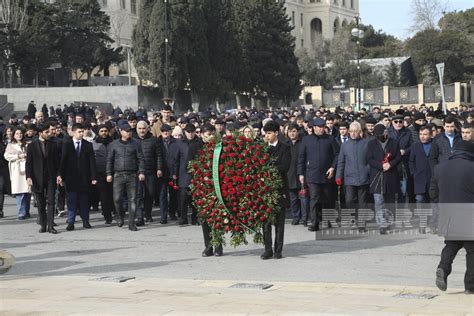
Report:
75,141,81,157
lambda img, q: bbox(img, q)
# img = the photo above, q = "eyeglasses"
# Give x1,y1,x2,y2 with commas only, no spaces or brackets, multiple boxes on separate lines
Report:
393,120,403,124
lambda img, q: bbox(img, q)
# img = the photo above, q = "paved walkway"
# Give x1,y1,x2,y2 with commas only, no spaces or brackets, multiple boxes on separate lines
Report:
1,276,473,315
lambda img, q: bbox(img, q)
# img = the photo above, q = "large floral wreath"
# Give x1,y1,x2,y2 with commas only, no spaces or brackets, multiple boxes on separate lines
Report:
189,134,283,247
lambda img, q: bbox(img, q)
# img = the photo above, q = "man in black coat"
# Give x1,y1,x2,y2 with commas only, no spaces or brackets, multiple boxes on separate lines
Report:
429,116,462,171
430,141,474,294
261,120,291,260
367,124,402,234
134,121,162,225
58,123,97,231
286,123,306,226
174,123,203,226
297,118,340,231
26,122,60,234
156,124,176,222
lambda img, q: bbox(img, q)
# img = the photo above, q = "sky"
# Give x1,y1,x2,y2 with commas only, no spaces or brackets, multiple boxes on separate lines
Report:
360,0,473,39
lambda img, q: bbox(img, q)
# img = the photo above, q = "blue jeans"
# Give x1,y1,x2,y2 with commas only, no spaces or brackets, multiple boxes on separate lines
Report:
113,172,137,224
289,189,307,221
67,191,90,224
373,193,395,228
15,193,31,217
157,178,169,220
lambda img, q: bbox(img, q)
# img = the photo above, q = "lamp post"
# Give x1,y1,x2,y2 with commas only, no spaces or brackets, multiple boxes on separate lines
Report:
164,0,170,102
351,17,364,111
120,44,132,86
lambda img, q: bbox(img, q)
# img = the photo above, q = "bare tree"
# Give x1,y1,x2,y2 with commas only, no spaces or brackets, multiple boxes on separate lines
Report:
0,0,29,87
109,8,128,46
410,0,449,32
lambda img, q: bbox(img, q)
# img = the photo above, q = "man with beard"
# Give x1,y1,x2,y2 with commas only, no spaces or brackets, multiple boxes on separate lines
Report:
409,112,426,143
92,124,115,224
367,124,402,234
26,122,60,234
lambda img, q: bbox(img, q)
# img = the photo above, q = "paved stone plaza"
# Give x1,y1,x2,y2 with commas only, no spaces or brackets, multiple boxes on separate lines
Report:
1,197,473,315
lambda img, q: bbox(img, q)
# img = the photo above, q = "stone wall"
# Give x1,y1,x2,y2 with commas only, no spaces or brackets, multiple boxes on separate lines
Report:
0,86,140,112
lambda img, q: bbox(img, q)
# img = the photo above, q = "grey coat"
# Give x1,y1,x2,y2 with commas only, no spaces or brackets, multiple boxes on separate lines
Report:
336,138,370,186
429,151,474,240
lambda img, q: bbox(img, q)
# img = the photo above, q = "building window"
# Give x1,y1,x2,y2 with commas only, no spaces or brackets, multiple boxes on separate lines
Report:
342,0,346,6
300,13,303,27
131,0,137,14
333,0,338,4
292,11,295,27
120,0,126,10
351,0,354,9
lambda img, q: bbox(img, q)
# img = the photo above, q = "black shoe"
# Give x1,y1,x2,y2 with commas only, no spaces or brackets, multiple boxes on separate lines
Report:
274,252,282,259
436,268,447,291
52,222,58,227
308,224,319,232
178,219,188,226
25,213,31,219
136,219,145,227
260,251,273,260
83,222,92,229
170,214,177,221
48,227,58,234
128,225,138,231
105,219,112,225
39,226,47,233
160,219,168,224
202,247,214,257
302,220,308,227
66,223,75,231
465,290,474,295
291,219,299,225
18,216,26,220
117,218,124,227
379,227,388,235
145,217,154,223
214,245,223,257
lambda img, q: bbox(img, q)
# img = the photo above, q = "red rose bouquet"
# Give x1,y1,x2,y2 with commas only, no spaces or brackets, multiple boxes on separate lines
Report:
189,134,283,247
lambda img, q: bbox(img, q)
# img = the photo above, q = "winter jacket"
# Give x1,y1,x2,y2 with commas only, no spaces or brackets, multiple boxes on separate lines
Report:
106,139,145,176
336,138,370,186
134,132,162,175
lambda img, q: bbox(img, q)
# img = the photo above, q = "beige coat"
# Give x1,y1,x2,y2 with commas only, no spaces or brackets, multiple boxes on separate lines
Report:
4,143,30,195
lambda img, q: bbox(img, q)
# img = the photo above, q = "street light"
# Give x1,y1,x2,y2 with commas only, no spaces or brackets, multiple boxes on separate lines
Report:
120,44,132,86
351,17,364,111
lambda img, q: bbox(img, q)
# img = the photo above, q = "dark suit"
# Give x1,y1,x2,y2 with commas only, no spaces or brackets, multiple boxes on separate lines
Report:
409,141,432,196
263,141,291,256
26,138,60,229
60,138,97,225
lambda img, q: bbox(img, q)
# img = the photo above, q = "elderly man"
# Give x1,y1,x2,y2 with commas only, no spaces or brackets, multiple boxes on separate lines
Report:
134,121,162,226
298,118,340,232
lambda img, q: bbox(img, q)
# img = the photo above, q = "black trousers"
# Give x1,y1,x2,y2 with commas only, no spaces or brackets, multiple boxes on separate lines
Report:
97,174,114,221
263,207,285,255
56,185,65,212
169,188,178,217
34,180,56,229
202,221,222,251
308,183,330,226
178,187,196,222
438,240,474,291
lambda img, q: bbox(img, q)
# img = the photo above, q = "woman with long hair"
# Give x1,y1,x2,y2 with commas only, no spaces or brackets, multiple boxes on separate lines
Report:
2,126,13,144
4,127,31,220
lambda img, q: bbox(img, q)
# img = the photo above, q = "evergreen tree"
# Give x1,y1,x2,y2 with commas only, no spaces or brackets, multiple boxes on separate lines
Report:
232,0,301,104
132,0,155,81
384,61,400,87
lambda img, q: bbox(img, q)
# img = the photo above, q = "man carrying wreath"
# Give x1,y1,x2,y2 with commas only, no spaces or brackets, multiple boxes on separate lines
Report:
261,120,291,260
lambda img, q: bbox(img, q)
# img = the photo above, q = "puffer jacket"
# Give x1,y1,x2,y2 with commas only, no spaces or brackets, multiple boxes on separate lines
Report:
92,136,113,174
134,132,162,174
106,138,145,175
336,138,370,186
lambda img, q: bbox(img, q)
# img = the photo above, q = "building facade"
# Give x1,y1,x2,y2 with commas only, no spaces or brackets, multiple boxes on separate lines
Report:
284,0,360,50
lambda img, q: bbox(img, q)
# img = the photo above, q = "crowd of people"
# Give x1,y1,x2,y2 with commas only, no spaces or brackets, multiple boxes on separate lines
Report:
0,100,473,290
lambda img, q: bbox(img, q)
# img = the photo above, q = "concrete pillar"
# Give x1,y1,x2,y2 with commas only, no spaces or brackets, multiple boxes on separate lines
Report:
383,86,390,106
350,88,356,107
312,86,323,108
454,82,461,105
418,84,424,105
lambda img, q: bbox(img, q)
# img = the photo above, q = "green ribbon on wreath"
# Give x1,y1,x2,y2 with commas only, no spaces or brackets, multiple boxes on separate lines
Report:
212,141,257,234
